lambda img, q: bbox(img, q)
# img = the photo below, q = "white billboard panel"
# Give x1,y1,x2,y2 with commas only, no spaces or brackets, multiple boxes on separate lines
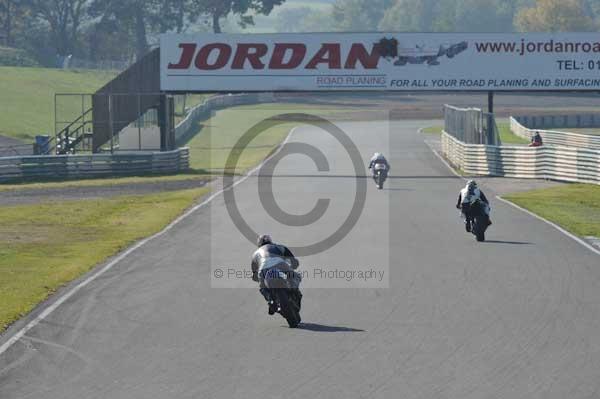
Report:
160,33,600,92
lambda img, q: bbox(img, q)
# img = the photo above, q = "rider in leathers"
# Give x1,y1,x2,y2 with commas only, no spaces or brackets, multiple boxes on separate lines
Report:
251,234,302,315
368,152,390,181
456,180,492,232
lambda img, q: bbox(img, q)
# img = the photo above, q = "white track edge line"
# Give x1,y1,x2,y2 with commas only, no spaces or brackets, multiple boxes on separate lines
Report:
0,127,298,355
422,132,599,257
423,139,462,179
495,196,600,256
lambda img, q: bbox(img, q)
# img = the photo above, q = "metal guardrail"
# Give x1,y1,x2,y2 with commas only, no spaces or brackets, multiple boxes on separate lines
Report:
441,132,600,185
513,113,600,130
0,148,189,182
0,92,273,182
511,117,600,151
174,93,276,145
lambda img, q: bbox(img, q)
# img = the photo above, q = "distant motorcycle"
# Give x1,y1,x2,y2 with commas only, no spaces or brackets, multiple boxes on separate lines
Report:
373,163,388,189
468,199,491,242
263,266,302,328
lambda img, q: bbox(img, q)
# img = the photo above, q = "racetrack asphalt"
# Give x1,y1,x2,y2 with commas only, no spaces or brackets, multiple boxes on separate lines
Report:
1,120,599,398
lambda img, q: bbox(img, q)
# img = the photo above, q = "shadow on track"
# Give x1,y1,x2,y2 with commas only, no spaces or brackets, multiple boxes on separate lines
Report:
295,323,365,333
484,240,533,245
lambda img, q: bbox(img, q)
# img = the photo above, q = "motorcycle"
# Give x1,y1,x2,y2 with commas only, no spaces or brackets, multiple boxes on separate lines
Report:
263,267,302,328
373,164,388,190
469,199,490,242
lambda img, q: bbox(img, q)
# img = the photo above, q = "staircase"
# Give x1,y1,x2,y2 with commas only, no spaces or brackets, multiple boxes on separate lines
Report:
55,108,93,154
53,47,174,154
91,48,163,152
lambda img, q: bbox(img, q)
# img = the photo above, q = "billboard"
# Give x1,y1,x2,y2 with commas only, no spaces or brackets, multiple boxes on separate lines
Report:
160,33,600,92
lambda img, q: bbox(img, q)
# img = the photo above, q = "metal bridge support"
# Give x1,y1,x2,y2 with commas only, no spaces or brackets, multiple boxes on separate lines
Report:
488,91,494,114
159,96,176,152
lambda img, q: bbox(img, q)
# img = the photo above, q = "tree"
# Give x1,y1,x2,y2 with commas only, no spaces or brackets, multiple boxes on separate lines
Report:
189,0,286,33
454,0,516,32
172,0,190,33
275,6,331,32
276,6,311,32
89,0,146,59
332,0,394,31
380,0,518,32
0,0,27,46
514,0,596,31
26,0,89,56
89,0,187,60
85,13,135,62
584,0,600,19
378,0,435,31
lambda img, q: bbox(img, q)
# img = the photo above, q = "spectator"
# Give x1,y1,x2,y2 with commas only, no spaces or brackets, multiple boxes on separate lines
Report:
529,131,543,147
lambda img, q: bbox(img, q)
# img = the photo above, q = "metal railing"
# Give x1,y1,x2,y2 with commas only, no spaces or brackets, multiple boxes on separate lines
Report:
174,93,276,146
0,148,189,182
50,92,277,156
513,113,600,130
61,56,131,71
511,117,600,151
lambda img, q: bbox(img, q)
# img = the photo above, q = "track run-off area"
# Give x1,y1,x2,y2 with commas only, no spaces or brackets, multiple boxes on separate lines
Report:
1,119,600,399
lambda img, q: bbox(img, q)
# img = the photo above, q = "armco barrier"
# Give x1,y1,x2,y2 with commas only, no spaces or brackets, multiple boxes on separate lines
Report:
0,92,271,182
0,148,189,182
441,131,600,184
514,113,600,129
175,93,276,145
511,116,600,151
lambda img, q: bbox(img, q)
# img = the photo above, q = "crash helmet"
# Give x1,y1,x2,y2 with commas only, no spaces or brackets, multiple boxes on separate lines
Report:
257,234,273,247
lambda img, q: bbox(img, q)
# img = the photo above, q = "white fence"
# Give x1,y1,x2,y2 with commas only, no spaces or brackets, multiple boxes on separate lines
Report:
511,117,600,151
0,148,189,183
441,131,600,184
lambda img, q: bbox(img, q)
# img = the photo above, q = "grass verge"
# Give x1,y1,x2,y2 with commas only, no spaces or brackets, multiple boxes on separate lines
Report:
0,67,116,141
497,123,529,145
0,174,210,192
503,184,600,238
186,103,360,173
0,102,356,190
174,94,213,125
0,187,209,332
421,126,442,134
420,123,528,144
0,102,353,332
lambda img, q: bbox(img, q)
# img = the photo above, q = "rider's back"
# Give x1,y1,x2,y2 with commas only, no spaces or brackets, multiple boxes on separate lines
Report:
252,243,294,272
460,186,481,204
